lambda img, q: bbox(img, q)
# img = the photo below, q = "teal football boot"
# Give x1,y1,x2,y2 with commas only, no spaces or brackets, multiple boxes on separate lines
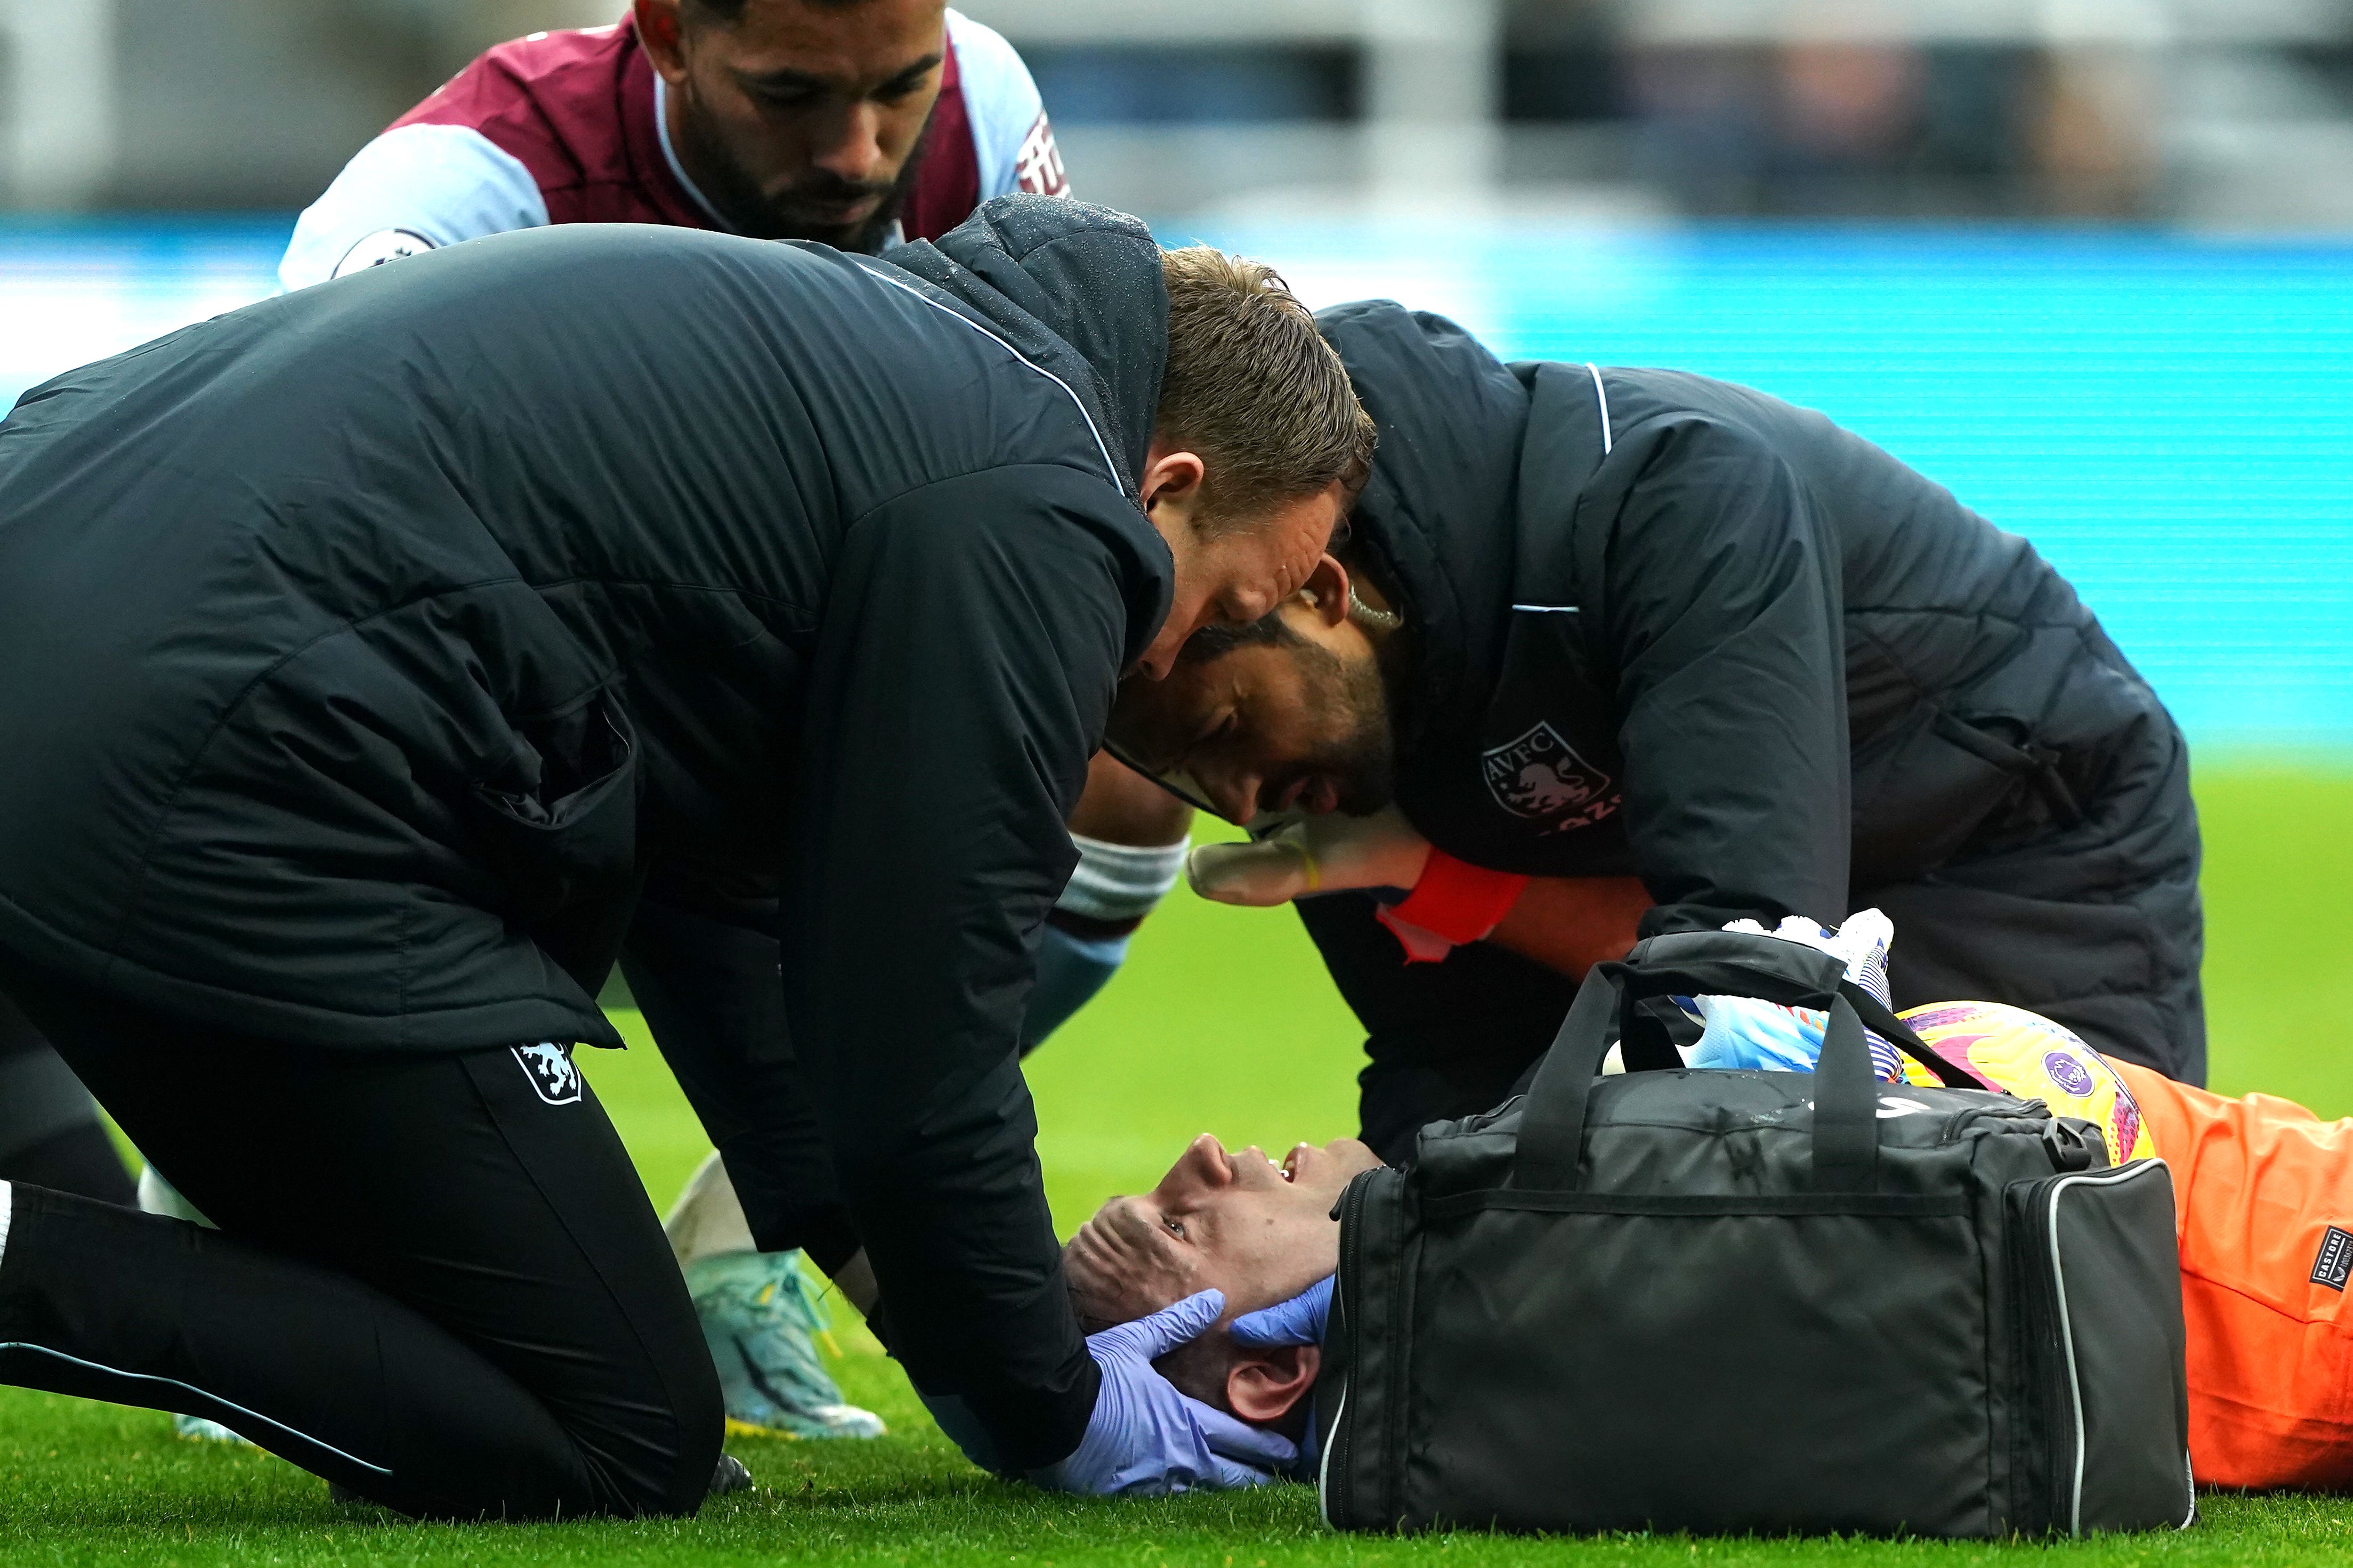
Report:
172,1414,256,1445
687,1249,885,1440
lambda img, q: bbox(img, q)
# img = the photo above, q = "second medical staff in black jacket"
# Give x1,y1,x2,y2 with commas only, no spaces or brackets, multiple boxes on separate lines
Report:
0,199,1370,1515
1111,302,2202,1160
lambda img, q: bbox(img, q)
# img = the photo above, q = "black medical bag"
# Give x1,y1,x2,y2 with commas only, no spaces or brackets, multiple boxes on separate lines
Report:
1316,930,2194,1538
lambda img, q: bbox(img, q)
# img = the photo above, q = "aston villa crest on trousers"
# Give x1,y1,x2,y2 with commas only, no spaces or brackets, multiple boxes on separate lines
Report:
513,1042,584,1105
1482,721,1619,833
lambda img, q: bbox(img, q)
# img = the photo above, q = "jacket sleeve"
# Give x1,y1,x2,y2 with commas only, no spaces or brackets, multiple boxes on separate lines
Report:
1589,416,1852,936
778,462,1152,1470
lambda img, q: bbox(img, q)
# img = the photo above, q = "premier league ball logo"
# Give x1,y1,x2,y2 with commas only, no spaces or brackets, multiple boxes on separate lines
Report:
332,228,436,279
513,1042,583,1106
2043,1050,2097,1098
1481,721,1619,833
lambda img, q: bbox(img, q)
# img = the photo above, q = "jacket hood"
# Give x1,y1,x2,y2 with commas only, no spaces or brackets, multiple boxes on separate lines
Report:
1317,300,1529,744
881,195,1168,496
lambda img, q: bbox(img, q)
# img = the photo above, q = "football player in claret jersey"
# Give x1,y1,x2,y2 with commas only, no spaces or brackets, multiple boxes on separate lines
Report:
281,0,1073,285
126,0,1193,1450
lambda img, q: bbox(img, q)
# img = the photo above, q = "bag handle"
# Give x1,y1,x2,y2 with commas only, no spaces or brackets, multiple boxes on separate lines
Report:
1510,930,1972,1195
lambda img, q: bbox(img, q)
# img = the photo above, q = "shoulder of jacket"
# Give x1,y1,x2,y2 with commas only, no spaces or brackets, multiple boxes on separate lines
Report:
850,261,1128,488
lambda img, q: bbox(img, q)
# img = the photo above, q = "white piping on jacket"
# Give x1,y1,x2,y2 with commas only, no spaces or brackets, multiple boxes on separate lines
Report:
856,263,1125,490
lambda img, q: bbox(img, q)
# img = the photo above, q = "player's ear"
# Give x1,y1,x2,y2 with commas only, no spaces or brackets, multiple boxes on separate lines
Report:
1138,445,1208,518
1297,555,1350,628
635,0,689,76
1226,1342,1320,1424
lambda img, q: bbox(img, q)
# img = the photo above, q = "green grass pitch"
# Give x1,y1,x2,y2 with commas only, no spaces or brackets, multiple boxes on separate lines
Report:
6,761,2353,1564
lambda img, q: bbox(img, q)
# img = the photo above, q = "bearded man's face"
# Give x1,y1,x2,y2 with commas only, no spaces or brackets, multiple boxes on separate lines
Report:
1107,604,1399,827
660,0,947,250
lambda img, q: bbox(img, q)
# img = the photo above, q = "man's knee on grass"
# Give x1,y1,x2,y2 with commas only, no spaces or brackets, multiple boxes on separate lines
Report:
1062,1132,1379,1436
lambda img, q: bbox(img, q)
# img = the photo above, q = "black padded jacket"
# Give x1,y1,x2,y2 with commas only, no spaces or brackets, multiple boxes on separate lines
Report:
1300,302,2200,1142
0,196,1174,1467
1322,298,2174,932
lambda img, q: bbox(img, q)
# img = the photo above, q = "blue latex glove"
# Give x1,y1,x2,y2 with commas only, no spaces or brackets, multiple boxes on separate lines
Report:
1230,1275,1332,1349
1030,1289,1298,1496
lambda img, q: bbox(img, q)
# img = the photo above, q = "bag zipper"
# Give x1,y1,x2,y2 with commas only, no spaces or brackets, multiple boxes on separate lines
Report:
1320,1167,1377,1530
2008,1160,2188,1535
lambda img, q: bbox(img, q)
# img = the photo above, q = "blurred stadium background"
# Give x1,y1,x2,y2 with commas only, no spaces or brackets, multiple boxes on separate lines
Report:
4,0,2352,1221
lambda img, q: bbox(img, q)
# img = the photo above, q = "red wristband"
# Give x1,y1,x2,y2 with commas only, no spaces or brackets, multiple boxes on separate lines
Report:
1374,850,1530,963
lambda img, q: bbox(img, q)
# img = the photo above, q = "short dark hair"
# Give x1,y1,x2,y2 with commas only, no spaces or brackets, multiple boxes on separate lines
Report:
684,0,874,23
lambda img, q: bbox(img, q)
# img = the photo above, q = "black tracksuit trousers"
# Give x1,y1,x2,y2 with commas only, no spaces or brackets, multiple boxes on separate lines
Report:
0,960,721,1520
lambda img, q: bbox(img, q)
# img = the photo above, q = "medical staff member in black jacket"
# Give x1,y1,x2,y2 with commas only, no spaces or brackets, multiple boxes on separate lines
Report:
0,198,1373,1516
1107,302,2203,1163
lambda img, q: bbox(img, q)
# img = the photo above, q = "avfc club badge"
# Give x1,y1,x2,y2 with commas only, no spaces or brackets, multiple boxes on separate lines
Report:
1482,721,1619,833
513,1042,583,1106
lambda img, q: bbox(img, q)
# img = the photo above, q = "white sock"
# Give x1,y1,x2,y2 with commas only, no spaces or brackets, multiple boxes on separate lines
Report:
1057,833,1187,925
139,1165,215,1228
662,1150,756,1267
0,1180,13,1274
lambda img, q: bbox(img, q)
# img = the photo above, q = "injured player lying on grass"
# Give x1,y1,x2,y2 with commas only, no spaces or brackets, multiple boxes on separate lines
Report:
1062,915,2353,1496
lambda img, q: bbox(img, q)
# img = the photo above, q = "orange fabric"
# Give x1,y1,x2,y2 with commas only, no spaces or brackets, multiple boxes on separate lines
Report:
2112,1059,2353,1490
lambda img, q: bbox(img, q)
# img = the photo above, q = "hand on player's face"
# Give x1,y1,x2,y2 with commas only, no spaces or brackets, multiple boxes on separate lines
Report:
648,0,947,248
1065,1133,1381,1331
1109,592,1396,824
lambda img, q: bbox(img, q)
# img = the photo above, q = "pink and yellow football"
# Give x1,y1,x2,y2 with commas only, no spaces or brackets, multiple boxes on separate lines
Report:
1895,1000,2155,1166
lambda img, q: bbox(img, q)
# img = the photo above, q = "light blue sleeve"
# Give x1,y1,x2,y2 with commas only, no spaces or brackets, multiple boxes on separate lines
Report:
944,9,1060,201
1020,922,1128,1052
278,123,551,294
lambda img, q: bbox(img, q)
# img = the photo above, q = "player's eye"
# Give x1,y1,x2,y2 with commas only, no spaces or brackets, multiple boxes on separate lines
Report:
873,62,939,102
1163,1216,1186,1239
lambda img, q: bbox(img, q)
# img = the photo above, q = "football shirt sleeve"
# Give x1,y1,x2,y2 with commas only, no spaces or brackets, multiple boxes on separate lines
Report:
944,10,1069,201
278,123,551,293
